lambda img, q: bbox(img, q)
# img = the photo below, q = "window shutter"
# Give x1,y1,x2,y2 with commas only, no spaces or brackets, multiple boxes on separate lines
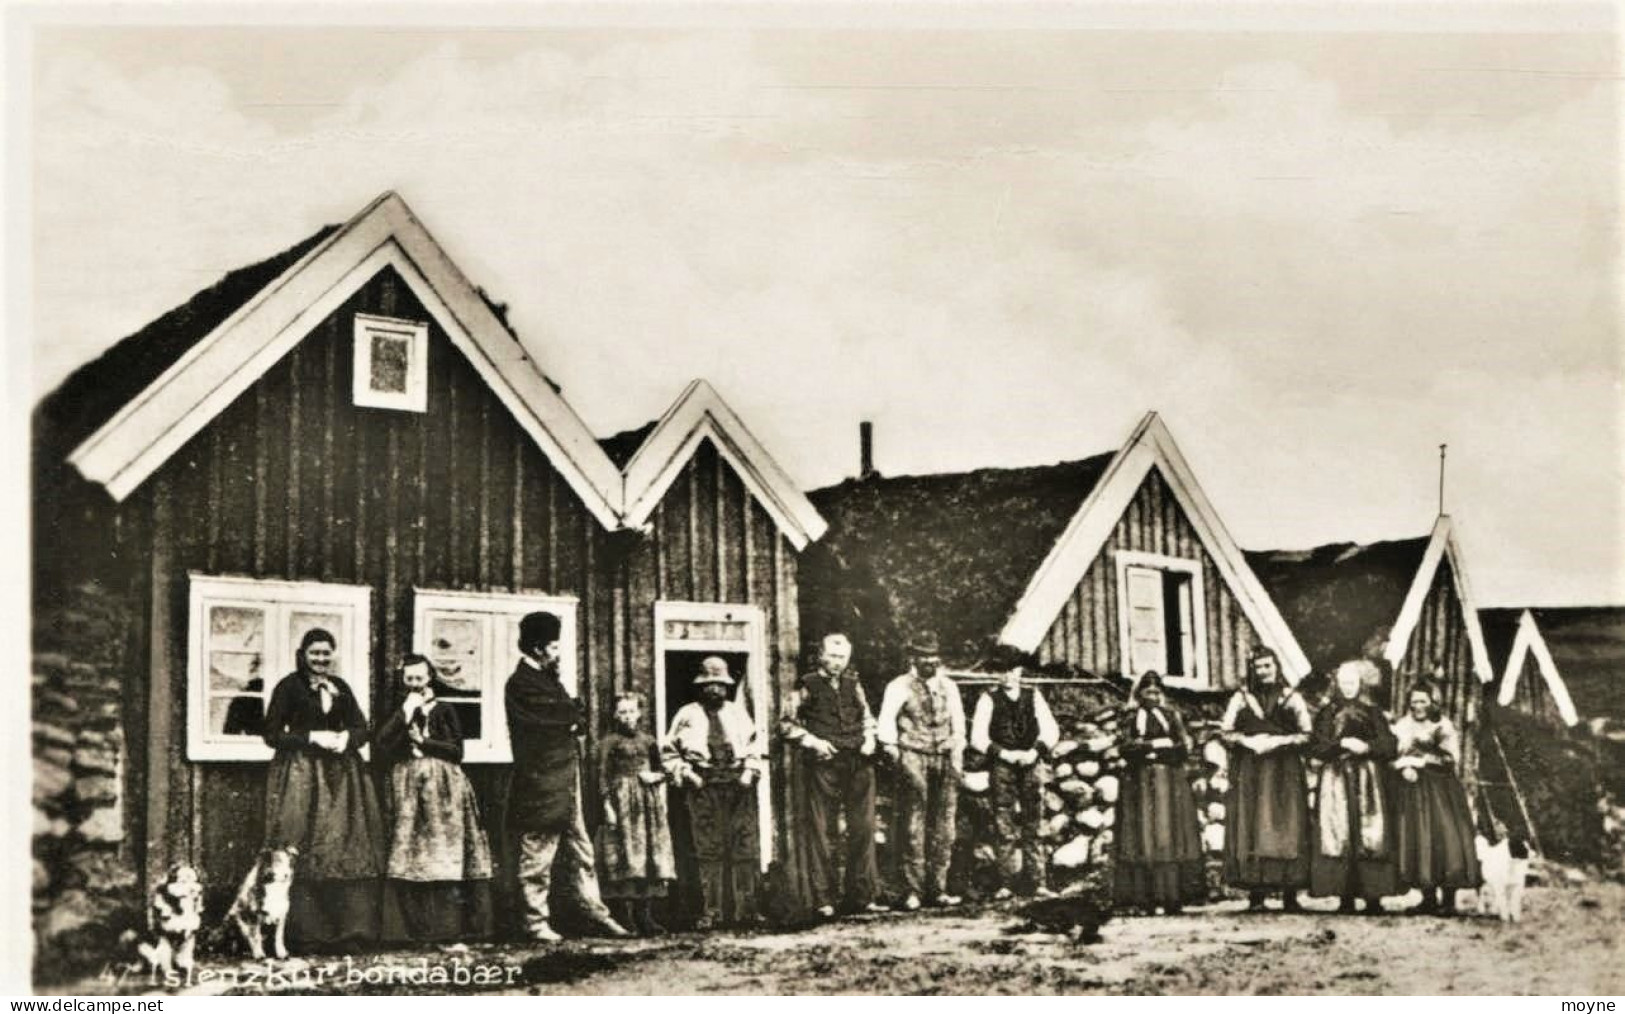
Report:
1125,566,1168,675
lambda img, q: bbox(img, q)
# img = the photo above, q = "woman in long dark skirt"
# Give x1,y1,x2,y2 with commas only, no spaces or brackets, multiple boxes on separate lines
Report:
1308,659,1399,914
1391,682,1482,914
1113,673,1205,914
262,628,387,951
1220,650,1312,911
377,655,494,943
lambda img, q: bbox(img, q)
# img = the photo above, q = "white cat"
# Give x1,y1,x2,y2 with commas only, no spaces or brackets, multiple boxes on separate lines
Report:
1475,834,1530,923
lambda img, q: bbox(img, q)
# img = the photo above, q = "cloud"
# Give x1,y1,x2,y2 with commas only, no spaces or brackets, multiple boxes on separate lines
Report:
29,28,1624,604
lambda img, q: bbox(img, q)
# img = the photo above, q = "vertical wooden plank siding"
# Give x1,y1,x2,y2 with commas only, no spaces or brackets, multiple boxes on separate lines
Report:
134,267,606,896
118,264,811,905
610,451,800,855
1397,559,1481,786
143,476,174,890
1033,467,1265,689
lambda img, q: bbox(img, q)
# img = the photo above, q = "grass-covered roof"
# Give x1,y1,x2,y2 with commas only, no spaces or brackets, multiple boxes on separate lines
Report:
1244,537,1431,675
800,454,1115,680
1530,606,1625,722
34,226,340,463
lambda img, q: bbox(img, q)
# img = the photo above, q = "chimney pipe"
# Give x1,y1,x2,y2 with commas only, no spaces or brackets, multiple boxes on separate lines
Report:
859,421,876,479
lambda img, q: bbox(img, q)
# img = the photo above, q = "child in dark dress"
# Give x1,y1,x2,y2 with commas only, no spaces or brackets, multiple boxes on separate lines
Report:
595,693,677,935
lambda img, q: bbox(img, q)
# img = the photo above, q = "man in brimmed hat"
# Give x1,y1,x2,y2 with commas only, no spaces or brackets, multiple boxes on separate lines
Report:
505,611,628,941
878,630,967,910
782,632,885,919
663,656,766,928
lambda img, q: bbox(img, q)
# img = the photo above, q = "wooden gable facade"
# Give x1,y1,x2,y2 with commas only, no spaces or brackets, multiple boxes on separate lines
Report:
803,413,1308,696
1483,608,1580,729
1028,466,1280,690
34,193,824,907
1249,516,1494,791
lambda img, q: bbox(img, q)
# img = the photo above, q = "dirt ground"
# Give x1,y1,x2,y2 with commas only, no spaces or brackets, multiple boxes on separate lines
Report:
77,882,1625,996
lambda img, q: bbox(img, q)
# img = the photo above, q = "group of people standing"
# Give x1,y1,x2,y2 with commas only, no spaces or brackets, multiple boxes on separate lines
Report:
258,613,770,950
254,618,1483,954
259,632,495,950
783,632,1063,915
1116,650,1484,917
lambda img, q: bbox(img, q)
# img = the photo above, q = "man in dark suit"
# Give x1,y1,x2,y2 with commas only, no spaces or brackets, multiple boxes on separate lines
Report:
506,611,627,941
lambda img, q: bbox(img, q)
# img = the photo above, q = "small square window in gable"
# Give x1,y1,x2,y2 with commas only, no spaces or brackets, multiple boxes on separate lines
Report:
353,313,428,412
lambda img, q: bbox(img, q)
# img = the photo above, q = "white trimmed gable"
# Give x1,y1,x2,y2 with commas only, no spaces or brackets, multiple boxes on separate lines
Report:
1496,609,1580,726
68,192,626,527
621,381,827,550
1383,515,1495,684
998,412,1311,683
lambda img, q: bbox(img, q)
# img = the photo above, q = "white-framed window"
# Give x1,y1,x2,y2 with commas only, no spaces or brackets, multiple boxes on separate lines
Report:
353,312,428,412
653,601,774,872
412,588,579,764
187,574,372,762
1114,550,1210,689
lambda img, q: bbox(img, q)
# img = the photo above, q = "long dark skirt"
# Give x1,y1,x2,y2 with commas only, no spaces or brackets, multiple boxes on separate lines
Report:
1308,759,1399,900
265,748,386,948
1394,768,1483,890
1113,761,1205,908
1224,749,1311,889
287,879,382,953
381,880,495,944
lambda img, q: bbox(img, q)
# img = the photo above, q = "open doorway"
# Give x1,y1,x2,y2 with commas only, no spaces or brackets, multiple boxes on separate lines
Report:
652,602,772,871
659,649,751,732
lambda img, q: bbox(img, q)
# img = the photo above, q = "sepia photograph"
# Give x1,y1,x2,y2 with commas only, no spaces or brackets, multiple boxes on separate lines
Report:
7,0,1623,998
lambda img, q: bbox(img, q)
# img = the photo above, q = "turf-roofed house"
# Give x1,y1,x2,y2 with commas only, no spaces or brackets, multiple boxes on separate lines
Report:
31,191,829,941
1479,608,1581,730
800,411,1311,709
1245,518,1495,798
1519,607,1625,738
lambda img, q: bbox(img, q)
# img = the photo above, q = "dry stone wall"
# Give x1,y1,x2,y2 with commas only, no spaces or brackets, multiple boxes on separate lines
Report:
32,582,140,980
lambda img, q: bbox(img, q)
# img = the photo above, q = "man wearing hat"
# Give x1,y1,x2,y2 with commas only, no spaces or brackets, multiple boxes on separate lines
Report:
877,631,967,910
662,656,765,928
504,611,627,941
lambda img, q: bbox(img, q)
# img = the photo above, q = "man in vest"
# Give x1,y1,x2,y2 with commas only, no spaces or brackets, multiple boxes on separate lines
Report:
878,631,967,911
781,632,885,919
969,649,1060,900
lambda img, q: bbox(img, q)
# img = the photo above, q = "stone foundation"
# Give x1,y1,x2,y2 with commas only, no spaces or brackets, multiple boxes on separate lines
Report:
32,582,141,982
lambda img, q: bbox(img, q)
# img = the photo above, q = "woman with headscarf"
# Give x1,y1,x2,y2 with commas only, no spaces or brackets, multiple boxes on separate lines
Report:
1219,649,1312,911
262,628,387,951
1391,682,1482,914
1112,673,1205,914
376,654,494,943
1308,659,1399,914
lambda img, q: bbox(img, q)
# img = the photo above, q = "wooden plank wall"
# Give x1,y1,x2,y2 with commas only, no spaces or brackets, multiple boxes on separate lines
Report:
1395,558,1482,788
615,441,800,862
1509,654,1563,728
1034,467,1263,688
114,265,802,896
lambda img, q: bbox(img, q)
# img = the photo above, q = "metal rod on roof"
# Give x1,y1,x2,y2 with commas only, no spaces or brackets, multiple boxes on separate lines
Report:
1438,443,1448,517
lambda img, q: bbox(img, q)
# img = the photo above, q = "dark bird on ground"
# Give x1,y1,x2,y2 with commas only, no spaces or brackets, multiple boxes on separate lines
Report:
1012,892,1113,944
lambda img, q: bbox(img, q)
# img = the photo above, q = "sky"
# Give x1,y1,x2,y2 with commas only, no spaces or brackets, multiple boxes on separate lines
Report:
18,4,1625,606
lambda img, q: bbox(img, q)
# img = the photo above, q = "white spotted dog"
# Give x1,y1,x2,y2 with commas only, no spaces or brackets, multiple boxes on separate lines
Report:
138,863,205,984
226,846,297,959
1475,828,1531,923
